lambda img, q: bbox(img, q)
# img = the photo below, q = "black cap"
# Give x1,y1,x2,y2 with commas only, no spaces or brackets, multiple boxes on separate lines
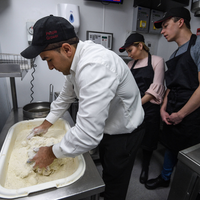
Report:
21,15,76,59
119,33,144,53
154,7,191,29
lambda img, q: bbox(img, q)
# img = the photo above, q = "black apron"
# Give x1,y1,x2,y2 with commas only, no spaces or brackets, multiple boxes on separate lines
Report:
161,34,200,154
131,52,160,151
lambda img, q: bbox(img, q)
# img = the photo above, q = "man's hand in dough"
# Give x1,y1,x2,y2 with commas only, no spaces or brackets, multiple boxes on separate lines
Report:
27,126,48,140
31,146,56,169
27,120,52,140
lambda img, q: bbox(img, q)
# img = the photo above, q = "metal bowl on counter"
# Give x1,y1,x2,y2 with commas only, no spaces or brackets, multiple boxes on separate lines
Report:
23,102,51,119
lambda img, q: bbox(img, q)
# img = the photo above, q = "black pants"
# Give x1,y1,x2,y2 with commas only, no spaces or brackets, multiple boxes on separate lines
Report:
99,123,145,200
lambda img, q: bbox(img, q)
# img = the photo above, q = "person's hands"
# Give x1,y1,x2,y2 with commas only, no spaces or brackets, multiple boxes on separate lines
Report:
27,147,39,163
160,108,173,125
167,112,183,125
30,146,56,169
27,126,48,140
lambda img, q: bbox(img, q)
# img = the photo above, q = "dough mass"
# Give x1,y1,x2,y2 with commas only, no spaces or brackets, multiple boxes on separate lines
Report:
4,127,78,189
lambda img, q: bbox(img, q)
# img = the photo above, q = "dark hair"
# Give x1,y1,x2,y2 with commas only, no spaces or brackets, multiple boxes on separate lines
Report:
172,17,191,29
44,37,79,52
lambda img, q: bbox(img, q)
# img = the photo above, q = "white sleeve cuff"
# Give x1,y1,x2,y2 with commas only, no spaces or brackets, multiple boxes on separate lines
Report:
46,112,59,124
52,143,67,158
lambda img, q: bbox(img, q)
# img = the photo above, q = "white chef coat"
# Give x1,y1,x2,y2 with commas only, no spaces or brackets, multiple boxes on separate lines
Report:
46,40,144,158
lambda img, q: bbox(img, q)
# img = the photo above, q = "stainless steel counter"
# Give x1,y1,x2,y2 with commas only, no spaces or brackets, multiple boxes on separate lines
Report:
168,143,200,200
0,108,105,200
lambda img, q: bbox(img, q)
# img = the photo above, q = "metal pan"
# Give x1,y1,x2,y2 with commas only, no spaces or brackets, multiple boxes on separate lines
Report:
23,102,51,119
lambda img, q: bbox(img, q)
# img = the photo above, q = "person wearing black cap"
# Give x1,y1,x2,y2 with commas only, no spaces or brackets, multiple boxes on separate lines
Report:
21,15,145,200
145,7,200,190
119,33,165,184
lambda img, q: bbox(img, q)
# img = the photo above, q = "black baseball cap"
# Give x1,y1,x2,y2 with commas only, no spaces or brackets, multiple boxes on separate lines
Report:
21,15,77,59
154,7,191,29
119,33,144,53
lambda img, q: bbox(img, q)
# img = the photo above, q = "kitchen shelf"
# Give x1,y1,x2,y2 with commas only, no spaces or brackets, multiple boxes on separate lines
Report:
0,53,30,80
0,53,31,111
0,63,28,79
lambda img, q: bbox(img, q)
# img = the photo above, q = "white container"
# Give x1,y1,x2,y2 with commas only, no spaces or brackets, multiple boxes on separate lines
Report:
0,118,85,199
57,4,80,34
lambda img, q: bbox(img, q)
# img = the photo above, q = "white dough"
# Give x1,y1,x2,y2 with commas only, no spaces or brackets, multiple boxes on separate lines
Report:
4,127,78,189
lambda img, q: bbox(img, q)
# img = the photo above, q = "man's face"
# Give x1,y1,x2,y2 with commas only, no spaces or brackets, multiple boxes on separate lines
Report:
160,18,180,42
40,47,72,75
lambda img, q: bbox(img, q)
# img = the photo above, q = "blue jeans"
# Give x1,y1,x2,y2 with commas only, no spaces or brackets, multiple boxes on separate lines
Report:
161,149,178,181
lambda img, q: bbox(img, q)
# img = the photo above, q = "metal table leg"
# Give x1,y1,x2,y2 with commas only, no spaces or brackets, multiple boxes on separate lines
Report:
91,193,100,200
10,77,18,111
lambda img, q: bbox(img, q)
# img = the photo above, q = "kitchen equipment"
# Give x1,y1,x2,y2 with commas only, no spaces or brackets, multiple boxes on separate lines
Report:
0,53,30,110
0,118,86,199
149,9,164,34
133,0,189,12
168,143,200,200
191,0,200,17
86,31,113,50
23,101,50,119
49,84,54,102
132,6,150,34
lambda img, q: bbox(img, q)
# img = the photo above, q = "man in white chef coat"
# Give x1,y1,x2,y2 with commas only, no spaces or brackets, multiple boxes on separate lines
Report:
21,15,144,200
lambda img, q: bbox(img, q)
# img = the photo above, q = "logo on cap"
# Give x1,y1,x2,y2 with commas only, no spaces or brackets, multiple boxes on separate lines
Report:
46,30,58,40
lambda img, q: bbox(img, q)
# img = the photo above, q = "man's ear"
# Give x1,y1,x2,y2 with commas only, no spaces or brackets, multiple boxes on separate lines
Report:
61,43,72,55
179,18,185,28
